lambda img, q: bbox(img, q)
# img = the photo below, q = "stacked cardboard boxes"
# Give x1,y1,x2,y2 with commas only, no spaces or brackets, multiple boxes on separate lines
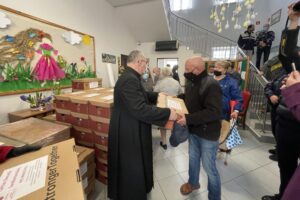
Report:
76,145,96,199
55,88,114,184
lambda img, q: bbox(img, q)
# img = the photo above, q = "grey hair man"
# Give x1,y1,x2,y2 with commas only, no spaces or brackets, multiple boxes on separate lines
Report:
108,50,177,200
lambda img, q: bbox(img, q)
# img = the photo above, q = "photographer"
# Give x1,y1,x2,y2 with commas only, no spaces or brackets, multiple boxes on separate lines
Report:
262,3,300,200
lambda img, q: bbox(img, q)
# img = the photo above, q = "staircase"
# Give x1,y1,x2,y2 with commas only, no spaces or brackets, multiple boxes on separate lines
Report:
162,0,275,143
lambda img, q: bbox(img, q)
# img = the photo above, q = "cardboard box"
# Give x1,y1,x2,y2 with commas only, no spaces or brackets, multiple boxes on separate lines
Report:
0,135,26,147
157,93,189,129
75,145,94,167
8,105,55,123
88,94,113,118
72,126,95,148
72,78,102,91
69,93,103,114
94,132,108,148
0,139,85,200
0,118,70,147
70,112,90,129
55,91,91,110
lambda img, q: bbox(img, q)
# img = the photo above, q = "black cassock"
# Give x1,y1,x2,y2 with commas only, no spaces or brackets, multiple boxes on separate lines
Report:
108,67,170,200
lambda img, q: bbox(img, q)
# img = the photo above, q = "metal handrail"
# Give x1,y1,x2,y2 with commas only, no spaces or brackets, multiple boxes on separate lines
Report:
163,0,270,132
162,0,237,58
236,47,269,132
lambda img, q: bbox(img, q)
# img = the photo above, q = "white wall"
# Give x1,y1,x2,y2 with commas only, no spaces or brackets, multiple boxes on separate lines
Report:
137,42,200,84
0,0,137,124
173,0,271,43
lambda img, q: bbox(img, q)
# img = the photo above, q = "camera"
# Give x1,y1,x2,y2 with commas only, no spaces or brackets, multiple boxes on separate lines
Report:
293,1,300,12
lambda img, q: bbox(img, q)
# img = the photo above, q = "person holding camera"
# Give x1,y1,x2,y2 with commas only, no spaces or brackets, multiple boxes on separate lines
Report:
262,3,300,200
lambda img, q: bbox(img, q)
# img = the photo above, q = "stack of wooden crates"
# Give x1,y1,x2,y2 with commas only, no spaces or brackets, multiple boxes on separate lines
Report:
55,88,113,185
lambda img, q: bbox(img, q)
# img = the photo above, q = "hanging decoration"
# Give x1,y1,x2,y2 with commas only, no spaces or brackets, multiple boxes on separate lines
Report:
210,0,258,33
0,12,11,28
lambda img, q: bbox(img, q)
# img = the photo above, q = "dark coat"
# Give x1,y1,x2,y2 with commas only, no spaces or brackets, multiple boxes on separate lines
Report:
108,67,170,200
183,71,222,141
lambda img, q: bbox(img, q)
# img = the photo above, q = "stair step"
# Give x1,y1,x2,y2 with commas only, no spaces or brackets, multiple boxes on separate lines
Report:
254,123,272,131
246,123,276,144
249,111,271,121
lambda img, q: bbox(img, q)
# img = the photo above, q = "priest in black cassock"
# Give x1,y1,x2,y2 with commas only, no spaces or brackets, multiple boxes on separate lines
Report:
107,50,177,200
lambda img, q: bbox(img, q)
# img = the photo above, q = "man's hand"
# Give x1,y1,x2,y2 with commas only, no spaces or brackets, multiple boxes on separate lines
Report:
269,95,279,105
176,113,187,126
259,41,266,47
169,109,177,121
230,111,239,119
286,71,300,88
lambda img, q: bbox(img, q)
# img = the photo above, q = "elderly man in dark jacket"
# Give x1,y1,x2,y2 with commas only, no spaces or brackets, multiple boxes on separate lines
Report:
107,50,177,200
177,56,222,200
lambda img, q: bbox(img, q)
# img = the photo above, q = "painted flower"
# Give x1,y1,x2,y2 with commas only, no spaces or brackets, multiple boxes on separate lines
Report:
80,56,85,62
41,96,52,103
20,95,28,102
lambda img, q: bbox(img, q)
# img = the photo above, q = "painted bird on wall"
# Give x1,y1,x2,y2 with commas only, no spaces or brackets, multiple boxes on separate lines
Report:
0,28,52,67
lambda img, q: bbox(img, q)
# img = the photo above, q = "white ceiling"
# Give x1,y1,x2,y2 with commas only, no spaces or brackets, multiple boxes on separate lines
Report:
113,0,170,42
106,0,158,7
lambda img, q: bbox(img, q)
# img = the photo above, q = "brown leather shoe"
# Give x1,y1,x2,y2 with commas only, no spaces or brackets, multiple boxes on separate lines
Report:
180,183,200,195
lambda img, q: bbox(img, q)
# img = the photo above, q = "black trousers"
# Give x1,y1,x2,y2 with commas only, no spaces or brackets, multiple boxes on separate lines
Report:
276,118,300,198
256,46,271,70
270,105,278,140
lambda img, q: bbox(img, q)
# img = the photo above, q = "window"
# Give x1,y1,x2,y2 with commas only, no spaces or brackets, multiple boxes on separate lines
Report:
170,0,193,11
211,46,237,59
213,0,244,6
157,58,178,69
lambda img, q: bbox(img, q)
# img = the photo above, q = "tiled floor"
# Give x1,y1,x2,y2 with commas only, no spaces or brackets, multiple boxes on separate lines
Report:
91,128,279,200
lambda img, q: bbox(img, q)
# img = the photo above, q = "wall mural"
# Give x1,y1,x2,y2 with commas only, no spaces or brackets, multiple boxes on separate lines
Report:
0,5,96,96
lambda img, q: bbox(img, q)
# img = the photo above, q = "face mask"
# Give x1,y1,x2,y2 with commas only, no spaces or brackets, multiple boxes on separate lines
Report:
214,71,222,76
142,73,149,81
263,27,269,32
184,72,197,81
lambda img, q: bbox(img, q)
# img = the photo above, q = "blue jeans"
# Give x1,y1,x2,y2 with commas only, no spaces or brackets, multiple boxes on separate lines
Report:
188,134,221,200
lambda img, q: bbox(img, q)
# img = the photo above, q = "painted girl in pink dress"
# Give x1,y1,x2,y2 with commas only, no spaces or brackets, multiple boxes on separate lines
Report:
34,43,65,81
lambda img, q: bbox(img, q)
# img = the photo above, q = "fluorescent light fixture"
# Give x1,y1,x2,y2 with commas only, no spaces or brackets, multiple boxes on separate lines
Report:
214,0,244,6
170,0,193,11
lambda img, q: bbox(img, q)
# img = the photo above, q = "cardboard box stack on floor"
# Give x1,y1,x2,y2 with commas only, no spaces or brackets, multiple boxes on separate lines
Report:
75,145,96,199
55,88,114,185
72,78,102,92
0,139,85,200
0,118,70,147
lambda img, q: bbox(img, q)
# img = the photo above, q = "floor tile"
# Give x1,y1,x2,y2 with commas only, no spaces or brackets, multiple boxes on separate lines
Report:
168,154,189,173
222,180,255,200
158,174,190,200
148,181,166,200
154,158,178,180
